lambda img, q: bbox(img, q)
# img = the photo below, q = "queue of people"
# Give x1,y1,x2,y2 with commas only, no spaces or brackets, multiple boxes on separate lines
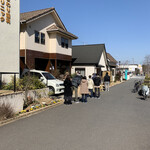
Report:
63,72,110,105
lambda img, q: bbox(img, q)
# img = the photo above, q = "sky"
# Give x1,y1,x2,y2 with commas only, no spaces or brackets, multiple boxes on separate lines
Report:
20,0,150,64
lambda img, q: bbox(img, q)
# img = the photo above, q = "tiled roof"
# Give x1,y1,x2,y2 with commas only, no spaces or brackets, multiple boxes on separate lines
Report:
47,24,78,39
20,7,55,22
107,53,117,63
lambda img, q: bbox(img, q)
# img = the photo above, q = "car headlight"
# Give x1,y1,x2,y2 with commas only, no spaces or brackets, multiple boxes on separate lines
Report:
56,84,59,87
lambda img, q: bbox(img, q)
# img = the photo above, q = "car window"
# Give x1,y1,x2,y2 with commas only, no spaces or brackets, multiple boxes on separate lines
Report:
30,72,42,79
42,72,55,80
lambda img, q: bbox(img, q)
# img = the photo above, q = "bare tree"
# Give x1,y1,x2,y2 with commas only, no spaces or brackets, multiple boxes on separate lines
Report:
121,60,130,65
143,55,150,76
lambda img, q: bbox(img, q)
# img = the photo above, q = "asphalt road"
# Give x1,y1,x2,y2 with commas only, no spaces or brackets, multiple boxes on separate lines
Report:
1,77,150,150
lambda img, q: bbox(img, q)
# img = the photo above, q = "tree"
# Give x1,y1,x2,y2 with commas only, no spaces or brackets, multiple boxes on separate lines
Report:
143,55,150,76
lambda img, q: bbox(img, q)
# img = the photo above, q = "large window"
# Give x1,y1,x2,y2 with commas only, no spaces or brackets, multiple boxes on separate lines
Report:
61,37,68,48
35,31,40,43
35,31,45,45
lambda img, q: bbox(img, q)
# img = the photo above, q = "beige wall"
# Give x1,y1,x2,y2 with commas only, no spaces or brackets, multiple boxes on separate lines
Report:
25,14,56,53
56,34,72,56
20,24,26,49
20,13,72,56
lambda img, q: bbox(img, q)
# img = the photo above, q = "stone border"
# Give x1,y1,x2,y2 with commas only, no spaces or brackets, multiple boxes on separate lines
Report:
0,100,64,127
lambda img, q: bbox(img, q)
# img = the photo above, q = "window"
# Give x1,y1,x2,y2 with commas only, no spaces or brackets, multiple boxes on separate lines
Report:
41,33,45,45
35,31,40,43
65,39,68,48
75,68,85,77
35,31,45,45
61,37,68,48
61,37,65,48
30,72,42,79
42,72,55,80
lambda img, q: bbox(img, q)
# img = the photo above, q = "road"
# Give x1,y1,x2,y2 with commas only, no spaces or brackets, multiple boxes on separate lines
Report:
1,77,150,150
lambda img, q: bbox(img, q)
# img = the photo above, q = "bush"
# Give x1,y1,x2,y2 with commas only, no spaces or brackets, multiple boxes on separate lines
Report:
0,103,14,121
3,75,46,91
115,71,121,82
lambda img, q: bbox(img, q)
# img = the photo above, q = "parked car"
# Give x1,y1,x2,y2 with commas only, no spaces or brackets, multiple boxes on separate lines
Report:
22,69,64,94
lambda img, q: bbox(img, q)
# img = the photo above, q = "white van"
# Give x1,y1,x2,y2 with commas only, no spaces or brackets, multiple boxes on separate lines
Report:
23,69,64,94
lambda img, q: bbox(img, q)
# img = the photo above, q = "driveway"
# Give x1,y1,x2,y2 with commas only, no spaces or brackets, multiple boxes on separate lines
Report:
0,77,150,150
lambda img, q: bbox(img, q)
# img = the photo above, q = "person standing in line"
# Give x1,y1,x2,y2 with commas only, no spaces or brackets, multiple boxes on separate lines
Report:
72,72,82,103
64,75,72,105
104,72,110,91
88,75,94,98
92,73,96,80
80,76,89,102
93,74,101,99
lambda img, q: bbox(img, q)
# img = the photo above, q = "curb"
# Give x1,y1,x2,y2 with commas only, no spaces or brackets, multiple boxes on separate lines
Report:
0,101,64,127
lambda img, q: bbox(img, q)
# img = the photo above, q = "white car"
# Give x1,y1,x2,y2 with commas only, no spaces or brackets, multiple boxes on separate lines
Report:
23,69,64,94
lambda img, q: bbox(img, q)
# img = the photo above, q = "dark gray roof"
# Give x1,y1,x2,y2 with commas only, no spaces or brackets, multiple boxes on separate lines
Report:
72,44,106,65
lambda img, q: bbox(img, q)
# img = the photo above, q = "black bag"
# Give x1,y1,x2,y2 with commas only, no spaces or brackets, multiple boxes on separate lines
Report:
138,89,142,96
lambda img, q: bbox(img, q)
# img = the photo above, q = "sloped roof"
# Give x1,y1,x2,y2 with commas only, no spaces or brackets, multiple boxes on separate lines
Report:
72,44,106,65
107,53,117,63
47,24,78,39
107,53,117,67
20,8,55,23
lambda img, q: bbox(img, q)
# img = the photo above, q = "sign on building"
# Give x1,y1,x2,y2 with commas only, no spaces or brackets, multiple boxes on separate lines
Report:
0,0,20,73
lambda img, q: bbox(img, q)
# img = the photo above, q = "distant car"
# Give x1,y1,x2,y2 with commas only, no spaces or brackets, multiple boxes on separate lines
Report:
22,69,64,94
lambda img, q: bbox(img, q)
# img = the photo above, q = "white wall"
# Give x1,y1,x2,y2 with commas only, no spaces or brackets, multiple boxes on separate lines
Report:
0,0,20,73
99,52,107,71
71,66,95,78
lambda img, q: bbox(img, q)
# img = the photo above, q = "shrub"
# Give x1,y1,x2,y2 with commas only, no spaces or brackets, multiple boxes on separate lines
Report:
3,75,46,91
48,91,54,97
115,71,121,82
0,103,14,121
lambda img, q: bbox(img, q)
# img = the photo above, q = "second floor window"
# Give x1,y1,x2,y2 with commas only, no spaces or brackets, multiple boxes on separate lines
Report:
41,33,45,45
35,31,45,45
35,31,40,43
61,37,68,48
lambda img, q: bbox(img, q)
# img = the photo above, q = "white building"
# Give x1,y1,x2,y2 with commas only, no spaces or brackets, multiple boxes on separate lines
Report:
71,44,108,77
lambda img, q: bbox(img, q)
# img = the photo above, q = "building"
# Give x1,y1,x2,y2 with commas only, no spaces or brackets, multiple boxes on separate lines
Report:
20,7,78,75
71,44,108,77
118,64,142,73
107,53,117,81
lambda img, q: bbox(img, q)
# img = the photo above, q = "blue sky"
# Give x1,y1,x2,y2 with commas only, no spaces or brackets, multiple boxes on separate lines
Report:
20,0,150,64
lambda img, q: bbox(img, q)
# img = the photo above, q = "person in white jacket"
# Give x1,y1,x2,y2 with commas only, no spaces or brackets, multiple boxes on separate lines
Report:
88,75,94,98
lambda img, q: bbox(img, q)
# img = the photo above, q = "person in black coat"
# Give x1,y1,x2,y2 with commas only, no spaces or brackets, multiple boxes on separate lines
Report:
93,74,101,98
104,72,110,91
64,75,72,105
